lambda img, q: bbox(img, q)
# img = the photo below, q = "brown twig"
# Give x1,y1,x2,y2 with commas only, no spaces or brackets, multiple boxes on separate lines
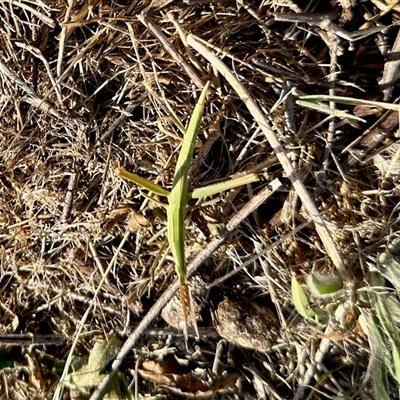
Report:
380,29,400,101
60,165,79,223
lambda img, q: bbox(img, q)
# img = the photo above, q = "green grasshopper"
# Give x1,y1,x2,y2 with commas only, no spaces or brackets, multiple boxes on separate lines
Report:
116,82,259,340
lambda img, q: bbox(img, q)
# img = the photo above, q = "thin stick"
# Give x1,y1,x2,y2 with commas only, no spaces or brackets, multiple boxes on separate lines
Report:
0,61,63,121
186,34,349,282
0,334,65,347
0,0,55,28
52,230,131,400
0,61,86,131
137,13,204,90
15,41,64,108
88,178,282,400
206,220,311,290
60,164,79,223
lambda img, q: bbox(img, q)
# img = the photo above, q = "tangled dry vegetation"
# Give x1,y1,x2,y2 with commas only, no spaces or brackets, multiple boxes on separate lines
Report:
2,0,400,399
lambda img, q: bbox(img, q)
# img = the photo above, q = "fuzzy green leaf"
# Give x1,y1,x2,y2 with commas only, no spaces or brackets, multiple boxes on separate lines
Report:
63,336,123,398
291,275,315,320
308,272,343,298
375,296,400,398
359,311,391,400
381,255,400,291
313,308,329,326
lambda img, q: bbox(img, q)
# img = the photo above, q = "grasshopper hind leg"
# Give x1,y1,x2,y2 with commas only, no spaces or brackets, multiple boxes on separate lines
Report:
179,282,200,344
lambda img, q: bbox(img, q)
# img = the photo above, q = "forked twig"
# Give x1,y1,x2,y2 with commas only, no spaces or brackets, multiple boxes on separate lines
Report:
88,178,282,400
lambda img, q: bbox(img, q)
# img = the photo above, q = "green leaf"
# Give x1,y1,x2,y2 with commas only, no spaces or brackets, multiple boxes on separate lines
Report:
291,275,315,320
0,347,14,369
307,272,343,298
313,308,329,326
375,295,400,398
366,271,400,388
385,296,400,326
359,311,391,400
63,336,123,398
381,255,400,291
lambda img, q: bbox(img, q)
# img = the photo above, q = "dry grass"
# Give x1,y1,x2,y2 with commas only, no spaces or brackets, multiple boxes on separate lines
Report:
1,0,400,399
